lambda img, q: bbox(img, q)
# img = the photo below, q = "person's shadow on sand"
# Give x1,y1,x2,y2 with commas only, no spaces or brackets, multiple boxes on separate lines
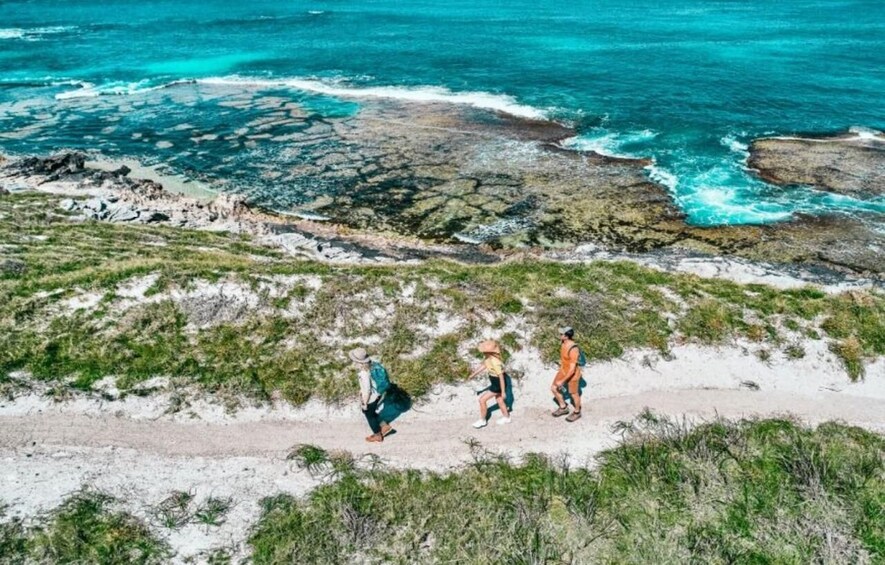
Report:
378,384,412,431
555,377,587,406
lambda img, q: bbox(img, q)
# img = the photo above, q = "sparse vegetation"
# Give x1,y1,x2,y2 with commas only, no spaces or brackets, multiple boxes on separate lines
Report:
193,497,233,527
249,416,885,564
152,491,195,529
149,491,232,530
1,490,169,564
0,192,882,406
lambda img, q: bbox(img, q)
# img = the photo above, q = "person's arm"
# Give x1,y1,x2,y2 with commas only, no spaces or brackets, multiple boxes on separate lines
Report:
358,370,371,408
468,364,486,380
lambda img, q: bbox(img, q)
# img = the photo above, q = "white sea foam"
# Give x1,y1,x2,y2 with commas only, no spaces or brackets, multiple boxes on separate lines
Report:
50,74,548,120
645,163,679,191
720,133,749,155
562,129,656,158
848,126,883,140
766,126,884,144
196,76,548,119
0,26,73,41
54,80,187,100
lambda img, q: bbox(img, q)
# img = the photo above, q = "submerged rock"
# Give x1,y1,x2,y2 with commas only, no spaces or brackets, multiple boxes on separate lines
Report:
748,133,885,198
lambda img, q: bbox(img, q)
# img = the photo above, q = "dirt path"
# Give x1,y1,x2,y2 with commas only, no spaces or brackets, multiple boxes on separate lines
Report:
3,389,883,467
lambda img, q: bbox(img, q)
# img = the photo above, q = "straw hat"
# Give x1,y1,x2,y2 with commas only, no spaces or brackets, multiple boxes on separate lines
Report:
477,340,501,356
349,348,371,364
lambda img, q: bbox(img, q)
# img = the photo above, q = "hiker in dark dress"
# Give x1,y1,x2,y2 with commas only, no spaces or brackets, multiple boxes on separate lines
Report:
349,348,393,443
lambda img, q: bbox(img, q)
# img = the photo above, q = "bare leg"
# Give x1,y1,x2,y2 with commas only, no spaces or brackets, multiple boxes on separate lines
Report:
494,394,510,418
550,380,567,408
478,391,495,421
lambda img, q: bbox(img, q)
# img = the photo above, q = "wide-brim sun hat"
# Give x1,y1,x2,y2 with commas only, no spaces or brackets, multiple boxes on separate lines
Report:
349,348,371,364
477,340,501,355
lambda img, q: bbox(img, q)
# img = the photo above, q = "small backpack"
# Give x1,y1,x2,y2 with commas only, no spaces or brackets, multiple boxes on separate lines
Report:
569,344,587,367
370,361,391,395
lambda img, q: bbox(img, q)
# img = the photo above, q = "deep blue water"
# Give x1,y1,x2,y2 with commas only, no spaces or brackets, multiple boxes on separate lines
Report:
1,0,883,225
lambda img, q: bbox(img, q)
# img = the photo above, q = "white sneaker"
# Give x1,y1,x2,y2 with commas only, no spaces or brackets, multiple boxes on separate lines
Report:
496,416,512,425
472,419,488,429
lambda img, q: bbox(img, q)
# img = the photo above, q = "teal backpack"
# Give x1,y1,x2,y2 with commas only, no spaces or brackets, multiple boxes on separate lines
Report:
370,361,391,394
569,344,587,367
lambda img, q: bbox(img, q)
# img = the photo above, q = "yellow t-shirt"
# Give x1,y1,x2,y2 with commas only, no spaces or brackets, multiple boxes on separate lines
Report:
483,356,504,378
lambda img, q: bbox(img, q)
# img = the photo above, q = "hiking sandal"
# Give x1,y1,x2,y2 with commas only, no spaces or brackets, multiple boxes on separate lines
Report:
552,406,570,417
565,411,582,423
380,423,393,437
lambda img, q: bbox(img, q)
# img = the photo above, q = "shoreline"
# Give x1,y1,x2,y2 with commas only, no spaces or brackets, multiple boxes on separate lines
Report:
2,150,883,286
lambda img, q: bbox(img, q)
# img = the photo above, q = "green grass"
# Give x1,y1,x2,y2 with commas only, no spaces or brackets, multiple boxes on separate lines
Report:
1,192,883,403
1,490,169,564
252,416,885,564
151,491,195,529
193,497,233,527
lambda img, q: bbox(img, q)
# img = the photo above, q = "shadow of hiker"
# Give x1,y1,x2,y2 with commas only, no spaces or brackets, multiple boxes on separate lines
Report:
481,373,516,416
378,384,412,425
555,377,588,406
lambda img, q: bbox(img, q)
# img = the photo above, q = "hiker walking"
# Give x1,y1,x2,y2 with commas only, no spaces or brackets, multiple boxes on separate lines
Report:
349,348,393,443
469,340,511,428
550,326,585,422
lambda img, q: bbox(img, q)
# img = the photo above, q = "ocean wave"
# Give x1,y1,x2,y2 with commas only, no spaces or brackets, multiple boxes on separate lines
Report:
847,126,883,140
645,163,679,191
0,77,82,88
55,79,194,100
0,26,75,41
765,126,883,144
720,133,749,156
49,74,549,120
561,129,657,158
196,76,548,120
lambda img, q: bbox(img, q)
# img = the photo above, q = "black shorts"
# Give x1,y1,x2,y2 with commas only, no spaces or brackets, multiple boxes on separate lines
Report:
488,375,503,394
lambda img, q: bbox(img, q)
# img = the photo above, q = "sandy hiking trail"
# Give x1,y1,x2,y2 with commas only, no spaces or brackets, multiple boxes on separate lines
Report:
2,388,884,466
2,341,883,561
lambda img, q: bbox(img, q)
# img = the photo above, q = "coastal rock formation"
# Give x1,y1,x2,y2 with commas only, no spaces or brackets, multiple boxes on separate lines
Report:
748,133,885,198
1,77,883,276
17,152,87,181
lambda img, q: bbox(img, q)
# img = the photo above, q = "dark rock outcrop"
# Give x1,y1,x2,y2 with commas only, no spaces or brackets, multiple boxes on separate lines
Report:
15,152,86,182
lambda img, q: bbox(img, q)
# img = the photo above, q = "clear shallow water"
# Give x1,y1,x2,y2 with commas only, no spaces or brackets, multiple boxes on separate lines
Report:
1,0,883,225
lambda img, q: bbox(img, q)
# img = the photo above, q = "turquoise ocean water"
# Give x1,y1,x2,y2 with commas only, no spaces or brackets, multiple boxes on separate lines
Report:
1,0,883,226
